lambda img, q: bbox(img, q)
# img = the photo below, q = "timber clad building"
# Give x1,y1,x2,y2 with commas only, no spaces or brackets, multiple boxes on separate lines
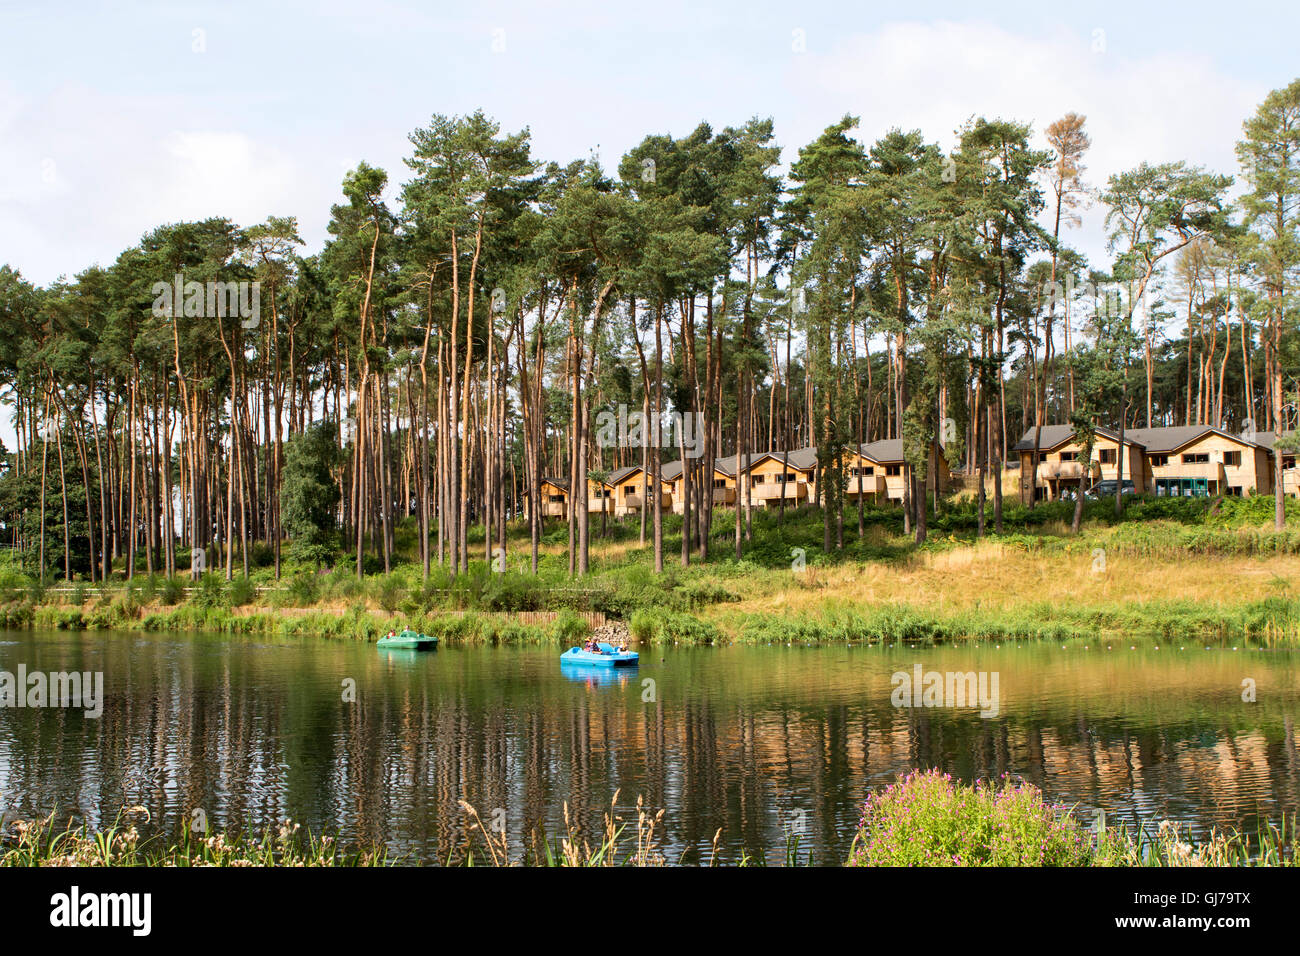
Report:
1013,424,1296,503
529,441,951,518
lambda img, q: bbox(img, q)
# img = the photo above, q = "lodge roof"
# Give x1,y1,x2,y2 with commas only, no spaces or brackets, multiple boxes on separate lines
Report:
548,438,948,492
1013,424,1268,454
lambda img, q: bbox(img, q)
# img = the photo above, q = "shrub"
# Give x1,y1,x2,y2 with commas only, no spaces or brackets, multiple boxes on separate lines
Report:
0,601,34,628
550,610,590,643
287,572,321,606
374,573,407,613
629,608,719,645
677,580,740,609
228,576,257,607
480,572,546,612
160,576,185,606
848,769,1095,867
34,606,85,629
0,567,33,604
26,578,46,605
192,573,226,609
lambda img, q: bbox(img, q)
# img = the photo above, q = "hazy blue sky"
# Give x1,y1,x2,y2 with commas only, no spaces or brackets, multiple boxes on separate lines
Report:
1,0,1295,284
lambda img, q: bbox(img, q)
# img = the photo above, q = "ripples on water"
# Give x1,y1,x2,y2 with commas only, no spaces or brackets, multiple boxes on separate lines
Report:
1,630,1297,863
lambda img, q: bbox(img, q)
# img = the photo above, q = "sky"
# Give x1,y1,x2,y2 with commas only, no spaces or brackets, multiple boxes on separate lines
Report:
0,0,1294,287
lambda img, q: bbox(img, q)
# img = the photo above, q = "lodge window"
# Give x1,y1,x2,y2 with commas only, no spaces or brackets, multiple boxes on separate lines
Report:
752,474,765,484
1285,456,1297,470
1059,451,1078,462
548,494,564,503
885,464,902,476
1182,453,1209,464
1149,454,1168,467
1223,451,1241,467
1227,486,1243,496
1098,449,1116,464
714,478,727,488
1156,477,1211,497
623,487,634,497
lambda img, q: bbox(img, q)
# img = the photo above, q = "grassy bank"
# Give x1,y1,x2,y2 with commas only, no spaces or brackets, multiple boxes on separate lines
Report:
10,495,1300,646
6,772,1293,867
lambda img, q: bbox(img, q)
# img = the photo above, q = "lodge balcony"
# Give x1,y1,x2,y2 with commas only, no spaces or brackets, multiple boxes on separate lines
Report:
618,491,673,512
1156,461,1224,482
844,474,886,496
1039,461,1088,481
751,480,808,501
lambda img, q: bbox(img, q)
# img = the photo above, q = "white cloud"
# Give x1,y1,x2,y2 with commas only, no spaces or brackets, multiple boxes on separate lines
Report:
789,19,1264,266
0,83,315,282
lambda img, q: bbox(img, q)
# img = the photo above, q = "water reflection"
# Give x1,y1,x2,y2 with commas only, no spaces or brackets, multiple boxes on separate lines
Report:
560,660,639,688
0,632,1297,864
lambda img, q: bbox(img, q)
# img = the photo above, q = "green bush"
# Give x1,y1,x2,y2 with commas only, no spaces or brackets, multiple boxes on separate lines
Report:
227,576,257,607
848,769,1094,866
160,576,185,606
0,567,33,604
480,572,546,612
0,601,34,628
26,578,46,605
374,573,407,613
550,610,590,643
192,573,226,609
34,606,85,630
287,572,321,606
629,608,719,645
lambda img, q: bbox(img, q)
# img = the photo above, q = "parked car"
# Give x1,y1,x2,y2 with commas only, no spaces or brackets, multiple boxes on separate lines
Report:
1085,479,1135,499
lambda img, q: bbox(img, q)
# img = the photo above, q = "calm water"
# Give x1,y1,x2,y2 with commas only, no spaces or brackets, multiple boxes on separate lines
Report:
1,629,1298,863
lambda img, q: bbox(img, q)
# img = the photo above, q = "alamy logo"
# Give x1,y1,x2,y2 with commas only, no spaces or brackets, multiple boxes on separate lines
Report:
50,886,151,936
151,273,261,328
592,404,704,459
1039,273,1147,323
890,664,1000,718
0,666,103,718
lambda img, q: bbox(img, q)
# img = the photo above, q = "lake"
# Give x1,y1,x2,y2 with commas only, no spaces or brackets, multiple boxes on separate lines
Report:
1,629,1297,864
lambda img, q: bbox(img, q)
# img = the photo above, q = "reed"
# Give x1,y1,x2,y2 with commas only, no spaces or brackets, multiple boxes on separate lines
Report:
9,792,1290,866
458,792,669,867
1,809,389,867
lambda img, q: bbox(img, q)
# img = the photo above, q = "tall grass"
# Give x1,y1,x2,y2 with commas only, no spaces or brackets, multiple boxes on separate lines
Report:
1,810,388,867
459,792,670,867
848,769,1296,867
6,782,1292,867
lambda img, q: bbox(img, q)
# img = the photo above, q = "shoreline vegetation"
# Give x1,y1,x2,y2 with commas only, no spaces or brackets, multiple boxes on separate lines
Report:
4,772,1293,867
7,498,1300,647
